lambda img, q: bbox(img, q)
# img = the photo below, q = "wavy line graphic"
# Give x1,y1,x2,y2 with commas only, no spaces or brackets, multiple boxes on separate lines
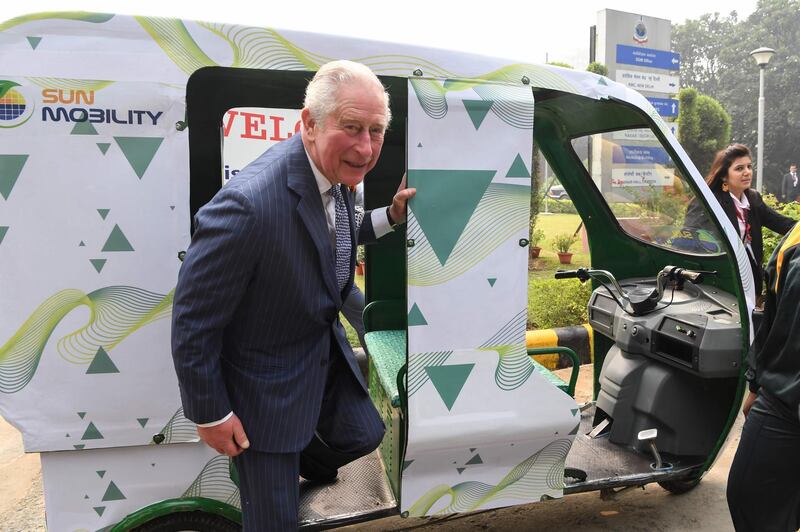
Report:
0,286,173,393
409,79,448,119
407,351,453,397
182,455,241,509
0,11,114,32
407,439,572,516
2,13,581,97
25,78,114,91
408,183,529,286
157,406,197,444
479,309,533,390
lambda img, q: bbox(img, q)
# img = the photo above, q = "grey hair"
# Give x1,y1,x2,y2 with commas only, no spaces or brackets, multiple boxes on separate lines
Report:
304,60,391,127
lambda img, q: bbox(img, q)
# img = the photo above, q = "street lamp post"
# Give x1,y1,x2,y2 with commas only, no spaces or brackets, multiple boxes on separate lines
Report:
750,47,776,194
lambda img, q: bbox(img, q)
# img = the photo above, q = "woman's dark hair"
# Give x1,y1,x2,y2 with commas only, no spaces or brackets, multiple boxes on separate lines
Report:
706,143,751,191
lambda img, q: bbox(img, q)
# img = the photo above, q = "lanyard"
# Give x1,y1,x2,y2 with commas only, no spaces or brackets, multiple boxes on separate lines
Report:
734,203,752,244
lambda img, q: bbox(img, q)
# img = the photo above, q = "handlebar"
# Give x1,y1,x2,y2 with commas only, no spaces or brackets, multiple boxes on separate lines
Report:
555,266,717,316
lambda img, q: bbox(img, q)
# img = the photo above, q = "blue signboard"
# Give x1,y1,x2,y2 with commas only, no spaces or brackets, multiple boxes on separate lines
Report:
616,44,680,71
612,145,671,165
646,97,679,118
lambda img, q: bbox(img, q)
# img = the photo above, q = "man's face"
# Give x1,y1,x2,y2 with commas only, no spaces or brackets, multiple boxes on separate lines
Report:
791,165,797,174
302,82,387,187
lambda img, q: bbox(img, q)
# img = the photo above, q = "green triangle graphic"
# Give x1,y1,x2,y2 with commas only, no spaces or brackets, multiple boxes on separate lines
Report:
101,224,134,252
26,36,41,49
97,208,110,220
466,454,483,465
71,120,98,135
97,470,106,478
84,495,89,499
408,169,495,266
417,142,423,148
102,481,126,501
151,463,156,467
0,226,8,245
169,205,175,210
457,467,466,474
425,364,475,411
488,278,496,287
463,99,493,130
86,347,119,374
65,433,70,437
0,154,29,200
402,460,414,471
408,303,427,326
114,137,164,179
571,408,579,416
598,78,608,86
78,412,86,419
97,143,111,155
470,447,476,452
90,259,107,273
137,418,148,428
74,444,85,450
81,422,104,440
94,506,105,517
569,423,580,435
506,154,531,178
79,240,86,247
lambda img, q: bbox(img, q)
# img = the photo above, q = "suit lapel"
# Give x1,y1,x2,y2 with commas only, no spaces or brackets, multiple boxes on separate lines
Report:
286,136,341,305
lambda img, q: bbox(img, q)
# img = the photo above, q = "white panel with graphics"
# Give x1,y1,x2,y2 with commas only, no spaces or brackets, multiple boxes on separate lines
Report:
401,79,579,516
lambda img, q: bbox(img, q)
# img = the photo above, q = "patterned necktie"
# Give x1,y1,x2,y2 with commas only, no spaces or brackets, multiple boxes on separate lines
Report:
329,185,351,292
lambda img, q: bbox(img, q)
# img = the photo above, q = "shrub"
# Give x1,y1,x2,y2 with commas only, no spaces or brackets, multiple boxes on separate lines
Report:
552,233,577,253
528,278,592,329
543,198,578,214
762,194,800,265
530,228,545,247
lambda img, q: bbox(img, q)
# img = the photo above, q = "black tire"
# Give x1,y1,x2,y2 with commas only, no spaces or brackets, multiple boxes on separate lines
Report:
658,477,702,495
132,511,241,532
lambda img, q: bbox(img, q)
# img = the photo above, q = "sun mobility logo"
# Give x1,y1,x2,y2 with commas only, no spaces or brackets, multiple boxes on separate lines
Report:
0,80,35,128
40,88,164,126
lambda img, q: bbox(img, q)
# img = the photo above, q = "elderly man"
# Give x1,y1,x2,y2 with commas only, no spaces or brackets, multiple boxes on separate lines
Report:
171,60,414,530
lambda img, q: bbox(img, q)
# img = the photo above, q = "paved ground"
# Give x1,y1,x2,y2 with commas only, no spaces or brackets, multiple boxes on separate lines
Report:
0,364,741,531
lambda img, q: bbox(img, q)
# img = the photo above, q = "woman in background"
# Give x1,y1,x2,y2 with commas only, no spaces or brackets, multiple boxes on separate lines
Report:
685,144,795,296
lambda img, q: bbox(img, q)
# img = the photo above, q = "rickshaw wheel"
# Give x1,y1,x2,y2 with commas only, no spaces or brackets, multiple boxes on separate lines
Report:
132,511,240,532
658,477,702,495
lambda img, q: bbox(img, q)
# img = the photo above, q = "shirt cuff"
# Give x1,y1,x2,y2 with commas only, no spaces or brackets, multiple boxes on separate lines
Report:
197,411,233,428
371,207,394,239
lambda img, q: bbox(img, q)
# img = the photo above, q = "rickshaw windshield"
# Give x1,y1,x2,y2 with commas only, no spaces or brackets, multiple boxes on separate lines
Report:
570,130,726,255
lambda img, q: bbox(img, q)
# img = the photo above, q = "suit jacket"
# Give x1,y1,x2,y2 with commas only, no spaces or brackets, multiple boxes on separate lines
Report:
171,134,375,453
781,172,800,203
686,187,795,292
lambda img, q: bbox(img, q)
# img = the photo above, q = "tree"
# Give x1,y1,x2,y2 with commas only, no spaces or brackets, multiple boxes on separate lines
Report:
677,87,731,176
673,0,800,194
586,62,608,76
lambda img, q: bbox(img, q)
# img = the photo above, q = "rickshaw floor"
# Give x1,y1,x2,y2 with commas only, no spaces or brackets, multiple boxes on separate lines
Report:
299,450,397,528
564,404,704,489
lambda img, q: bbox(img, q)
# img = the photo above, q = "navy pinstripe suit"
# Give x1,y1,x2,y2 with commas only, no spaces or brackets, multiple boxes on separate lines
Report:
171,134,384,529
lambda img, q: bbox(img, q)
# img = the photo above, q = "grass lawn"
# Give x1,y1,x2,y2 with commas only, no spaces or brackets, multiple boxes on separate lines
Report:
343,212,591,347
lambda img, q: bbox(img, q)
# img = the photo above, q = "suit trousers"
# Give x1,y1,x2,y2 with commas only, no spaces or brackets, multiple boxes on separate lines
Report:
234,343,385,531
727,393,800,531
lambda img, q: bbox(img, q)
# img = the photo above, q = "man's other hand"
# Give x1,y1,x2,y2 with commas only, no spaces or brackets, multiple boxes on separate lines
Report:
197,414,250,456
742,391,758,418
388,173,417,224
